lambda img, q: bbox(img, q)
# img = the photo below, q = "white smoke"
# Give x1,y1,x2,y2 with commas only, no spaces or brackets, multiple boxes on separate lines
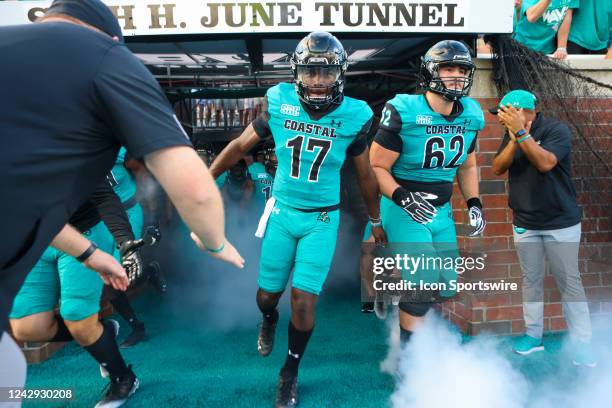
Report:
390,311,529,408
163,198,289,332
379,307,400,375
388,311,612,408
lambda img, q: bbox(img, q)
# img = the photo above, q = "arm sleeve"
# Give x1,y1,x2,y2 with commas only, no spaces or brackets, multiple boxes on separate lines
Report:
373,102,403,153
467,132,478,154
347,116,374,156
541,123,572,161
93,45,193,159
90,180,135,245
251,96,272,140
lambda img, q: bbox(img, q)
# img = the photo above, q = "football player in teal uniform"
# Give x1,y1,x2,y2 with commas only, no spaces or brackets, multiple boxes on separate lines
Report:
248,146,277,211
370,40,486,347
209,32,386,408
105,147,147,348
9,182,140,408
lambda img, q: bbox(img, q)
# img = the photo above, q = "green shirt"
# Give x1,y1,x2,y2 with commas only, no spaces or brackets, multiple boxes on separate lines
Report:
569,0,612,51
514,0,580,54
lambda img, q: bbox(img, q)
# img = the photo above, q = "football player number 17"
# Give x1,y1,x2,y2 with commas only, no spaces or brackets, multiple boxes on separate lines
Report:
286,135,331,182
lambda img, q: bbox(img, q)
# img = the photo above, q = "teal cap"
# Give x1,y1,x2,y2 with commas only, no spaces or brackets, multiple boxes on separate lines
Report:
490,90,537,114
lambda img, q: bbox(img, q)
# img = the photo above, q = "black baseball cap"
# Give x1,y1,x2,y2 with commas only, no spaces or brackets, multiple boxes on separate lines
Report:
45,0,123,42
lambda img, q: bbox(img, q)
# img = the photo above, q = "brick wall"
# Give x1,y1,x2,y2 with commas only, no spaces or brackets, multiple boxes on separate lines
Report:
441,96,612,336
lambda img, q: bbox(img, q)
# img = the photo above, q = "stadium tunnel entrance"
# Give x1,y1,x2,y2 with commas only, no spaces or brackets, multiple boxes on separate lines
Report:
137,32,477,135
129,32,479,218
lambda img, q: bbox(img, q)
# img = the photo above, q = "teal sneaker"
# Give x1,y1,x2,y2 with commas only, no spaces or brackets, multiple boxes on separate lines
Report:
513,334,544,355
572,342,597,368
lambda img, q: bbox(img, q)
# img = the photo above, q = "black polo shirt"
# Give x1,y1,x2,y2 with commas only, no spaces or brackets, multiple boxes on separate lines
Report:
0,22,192,332
496,113,582,230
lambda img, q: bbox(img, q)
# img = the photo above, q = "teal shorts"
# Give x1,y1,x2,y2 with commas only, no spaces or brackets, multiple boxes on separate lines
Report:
258,200,340,295
380,196,459,297
10,220,116,321
111,203,144,260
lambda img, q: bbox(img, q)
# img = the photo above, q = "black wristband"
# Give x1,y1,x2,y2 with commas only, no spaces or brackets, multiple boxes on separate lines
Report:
76,242,98,263
466,197,483,209
391,187,410,207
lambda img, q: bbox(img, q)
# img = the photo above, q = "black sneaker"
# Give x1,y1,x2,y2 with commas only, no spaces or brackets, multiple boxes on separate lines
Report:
95,366,139,408
120,322,146,348
147,262,167,293
361,302,374,313
257,310,278,357
275,374,298,408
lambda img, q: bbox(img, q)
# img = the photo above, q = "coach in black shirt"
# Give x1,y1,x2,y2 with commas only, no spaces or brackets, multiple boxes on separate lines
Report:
492,90,595,367
0,0,244,404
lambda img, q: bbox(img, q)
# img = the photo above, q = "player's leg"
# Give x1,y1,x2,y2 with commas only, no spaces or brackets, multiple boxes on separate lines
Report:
360,221,376,313
257,201,299,357
274,209,339,408
109,204,146,348
429,203,461,299
59,222,137,407
9,248,71,342
380,196,435,347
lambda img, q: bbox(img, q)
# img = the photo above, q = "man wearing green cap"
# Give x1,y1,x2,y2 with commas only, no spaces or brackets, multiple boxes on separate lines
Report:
513,0,580,59
492,90,595,367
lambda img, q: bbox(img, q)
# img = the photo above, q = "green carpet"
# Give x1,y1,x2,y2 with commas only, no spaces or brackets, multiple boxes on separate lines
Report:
23,292,608,408
24,294,395,408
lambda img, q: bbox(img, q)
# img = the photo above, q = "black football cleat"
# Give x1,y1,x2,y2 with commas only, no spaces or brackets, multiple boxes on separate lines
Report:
275,374,298,408
361,302,374,313
120,322,146,348
95,365,139,408
147,262,167,293
257,310,278,357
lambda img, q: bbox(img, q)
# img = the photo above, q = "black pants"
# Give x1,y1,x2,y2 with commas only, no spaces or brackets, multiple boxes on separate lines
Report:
567,40,607,55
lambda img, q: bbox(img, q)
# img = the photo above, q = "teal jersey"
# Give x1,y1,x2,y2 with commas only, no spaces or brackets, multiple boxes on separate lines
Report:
262,83,373,209
378,94,484,183
108,147,137,203
248,162,274,204
514,0,580,54
569,0,612,51
216,171,228,189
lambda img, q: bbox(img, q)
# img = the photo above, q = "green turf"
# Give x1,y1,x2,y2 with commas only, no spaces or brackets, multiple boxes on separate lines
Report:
23,292,604,408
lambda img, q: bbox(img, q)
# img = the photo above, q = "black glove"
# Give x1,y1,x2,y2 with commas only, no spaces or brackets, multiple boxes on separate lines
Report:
144,224,162,245
467,197,486,236
119,240,145,284
392,187,438,224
